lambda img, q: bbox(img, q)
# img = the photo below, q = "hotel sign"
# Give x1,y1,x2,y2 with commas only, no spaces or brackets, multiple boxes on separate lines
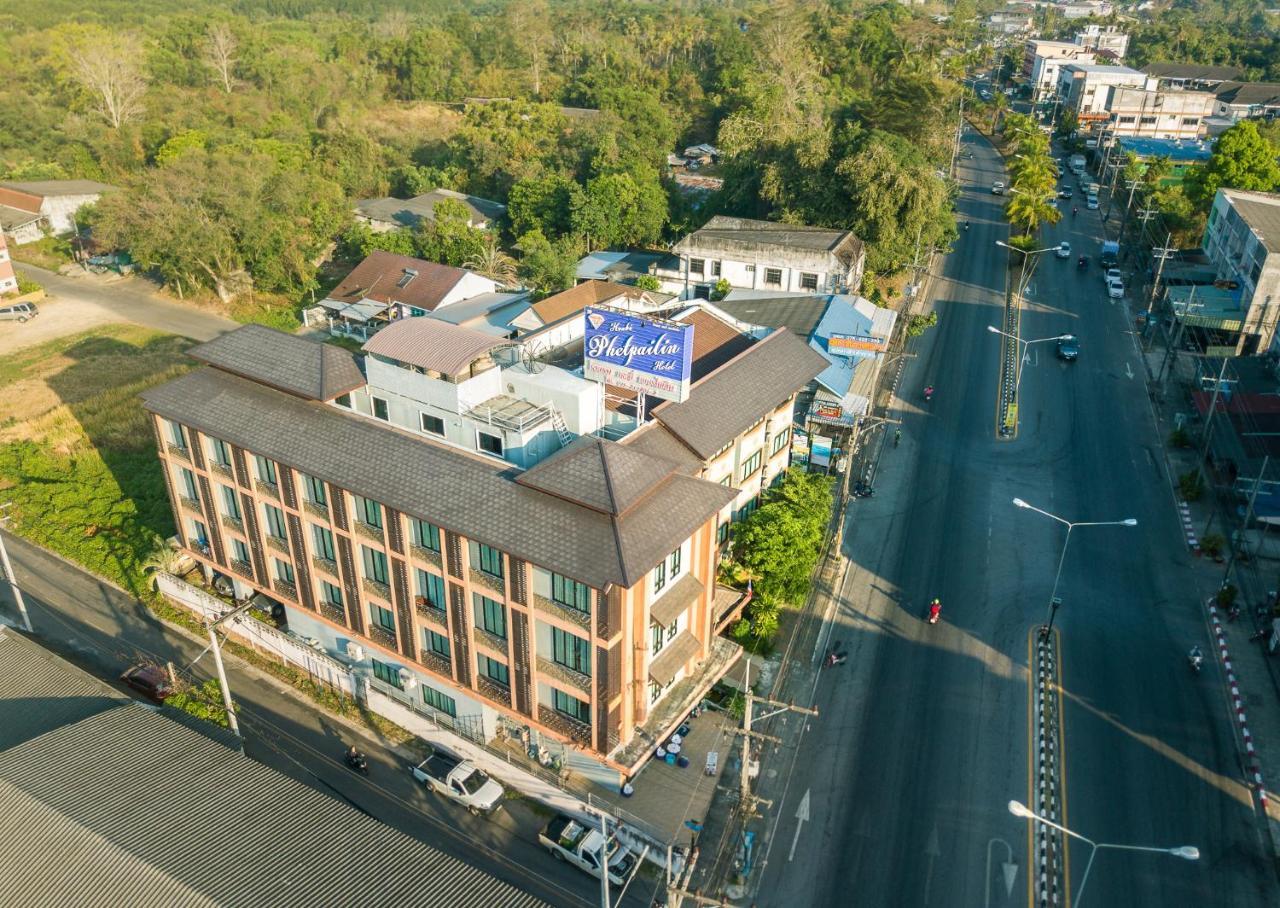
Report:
583,307,694,403
828,332,887,358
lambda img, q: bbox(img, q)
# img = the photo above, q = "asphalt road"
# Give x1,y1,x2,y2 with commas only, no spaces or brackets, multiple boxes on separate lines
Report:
749,132,1274,906
0,531,657,908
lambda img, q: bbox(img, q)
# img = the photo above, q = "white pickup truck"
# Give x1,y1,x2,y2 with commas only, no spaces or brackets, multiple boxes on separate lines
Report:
539,813,638,886
409,747,504,815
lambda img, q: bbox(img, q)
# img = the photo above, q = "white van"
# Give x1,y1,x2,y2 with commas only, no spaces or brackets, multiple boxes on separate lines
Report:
0,302,38,322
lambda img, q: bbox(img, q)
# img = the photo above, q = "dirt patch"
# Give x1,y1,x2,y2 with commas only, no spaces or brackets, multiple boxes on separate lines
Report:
0,293,119,357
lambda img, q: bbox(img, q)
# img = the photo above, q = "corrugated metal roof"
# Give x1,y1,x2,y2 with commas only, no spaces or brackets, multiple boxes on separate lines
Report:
362,317,505,375
189,325,366,402
0,629,551,908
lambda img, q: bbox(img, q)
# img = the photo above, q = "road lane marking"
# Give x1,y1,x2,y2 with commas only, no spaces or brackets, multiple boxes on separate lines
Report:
1057,628,1071,907
1125,362,1134,380
787,790,810,862
986,837,1018,907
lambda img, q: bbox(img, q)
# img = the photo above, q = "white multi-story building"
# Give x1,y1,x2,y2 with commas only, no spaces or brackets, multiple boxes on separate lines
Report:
1057,64,1153,125
1105,87,1215,139
1202,189,1280,354
1074,24,1129,59
1059,1,1113,18
1024,40,1097,103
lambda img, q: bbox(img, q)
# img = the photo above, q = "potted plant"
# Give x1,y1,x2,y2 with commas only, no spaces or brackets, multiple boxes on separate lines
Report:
1201,534,1226,562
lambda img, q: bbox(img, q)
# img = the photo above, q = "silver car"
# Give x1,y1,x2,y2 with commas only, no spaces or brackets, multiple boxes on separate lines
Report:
0,302,38,322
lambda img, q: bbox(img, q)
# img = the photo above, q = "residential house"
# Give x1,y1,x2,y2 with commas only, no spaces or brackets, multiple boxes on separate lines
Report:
1074,24,1130,59
0,629,551,908
422,290,533,339
1142,63,1245,93
510,280,675,351
1024,40,1097,103
144,308,821,786
0,232,16,295
311,251,500,340
1105,87,1215,139
1192,189,1280,355
575,251,668,285
1113,136,1214,188
354,189,507,232
1212,82,1280,123
1056,64,1152,125
987,10,1034,34
0,179,118,244
1058,1,1113,18
653,216,865,300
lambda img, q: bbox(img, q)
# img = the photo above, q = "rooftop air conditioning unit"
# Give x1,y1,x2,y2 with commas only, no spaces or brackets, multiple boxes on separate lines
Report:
347,643,365,662
399,668,418,689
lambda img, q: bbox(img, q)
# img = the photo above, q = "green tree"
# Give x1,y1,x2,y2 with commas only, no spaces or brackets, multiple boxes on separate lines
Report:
463,235,518,286
339,223,417,260
413,198,487,267
570,170,667,250
1187,120,1280,208
508,173,576,239
154,129,208,166
516,228,578,294
732,471,833,604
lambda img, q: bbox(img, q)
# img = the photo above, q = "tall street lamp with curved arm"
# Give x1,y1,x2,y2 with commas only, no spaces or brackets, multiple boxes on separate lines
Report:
1011,498,1137,635
1008,800,1198,907
987,325,1074,400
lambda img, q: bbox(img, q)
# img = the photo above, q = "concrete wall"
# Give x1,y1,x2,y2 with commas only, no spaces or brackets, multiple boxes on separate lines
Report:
438,271,500,308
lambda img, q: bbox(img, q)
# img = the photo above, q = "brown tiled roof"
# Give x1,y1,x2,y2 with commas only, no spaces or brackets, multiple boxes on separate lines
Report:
188,325,365,401
651,328,827,460
141,368,734,589
515,435,677,516
622,424,701,473
530,280,648,326
362,318,504,375
327,251,469,313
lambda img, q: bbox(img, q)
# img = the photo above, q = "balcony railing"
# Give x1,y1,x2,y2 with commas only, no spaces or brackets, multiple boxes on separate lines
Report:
303,499,329,519
469,568,505,597
319,601,346,624
178,495,202,515
410,544,443,570
272,578,298,601
311,556,338,577
477,674,511,704
532,594,591,631
192,542,212,559
536,655,592,694
537,704,592,747
211,461,234,480
221,514,244,534
414,596,447,625
166,443,189,461
369,624,397,650
362,576,391,602
355,520,384,543
254,479,280,500
264,534,290,555
474,626,508,654
229,559,253,579
420,647,452,677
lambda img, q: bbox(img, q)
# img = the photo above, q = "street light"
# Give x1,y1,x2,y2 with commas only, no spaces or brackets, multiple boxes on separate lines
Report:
987,325,1074,398
1011,498,1136,635
995,241,1058,306
1008,800,1198,907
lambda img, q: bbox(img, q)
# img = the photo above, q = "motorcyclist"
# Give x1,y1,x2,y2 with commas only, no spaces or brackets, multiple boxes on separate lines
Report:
964,220,970,231
1072,206,1078,217
346,745,363,764
924,385,935,401
929,598,942,621
1188,645,1203,670
894,428,902,447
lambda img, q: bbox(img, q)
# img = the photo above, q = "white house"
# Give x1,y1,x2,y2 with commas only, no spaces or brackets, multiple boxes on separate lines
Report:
1074,25,1129,59
653,216,865,301
1211,82,1280,123
1105,87,1215,139
1023,40,1097,103
0,179,118,243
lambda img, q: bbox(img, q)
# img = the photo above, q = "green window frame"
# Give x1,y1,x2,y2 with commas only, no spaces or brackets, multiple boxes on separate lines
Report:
263,503,286,540
550,573,590,613
274,558,294,584
412,518,441,552
321,581,343,606
210,438,231,468
552,689,591,723
424,629,451,659
476,543,504,579
303,474,327,507
476,594,506,639
669,546,682,579
552,627,592,676
255,455,277,485
479,655,509,686
221,485,241,520
372,658,403,689
717,521,730,545
740,449,763,481
231,538,250,564
312,525,335,562
362,545,389,584
653,558,666,594
771,427,791,456
354,496,383,529
179,467,199,502
422,683,456,717
167,420,186,449
416,569,446,610
373,604,396,632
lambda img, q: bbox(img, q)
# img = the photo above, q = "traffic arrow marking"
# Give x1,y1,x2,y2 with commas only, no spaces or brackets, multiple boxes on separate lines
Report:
787,789,811,862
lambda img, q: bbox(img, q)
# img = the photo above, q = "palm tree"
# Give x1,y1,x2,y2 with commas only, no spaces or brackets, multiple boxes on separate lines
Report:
989,91,1010,133
463,236,518,287
1005,191,1061,236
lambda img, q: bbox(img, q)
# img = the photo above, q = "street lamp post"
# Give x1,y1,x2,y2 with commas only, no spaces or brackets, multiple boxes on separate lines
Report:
1007,800,1199,907
986,325,1073,398
1011,498,1136,635
995,241,1057,307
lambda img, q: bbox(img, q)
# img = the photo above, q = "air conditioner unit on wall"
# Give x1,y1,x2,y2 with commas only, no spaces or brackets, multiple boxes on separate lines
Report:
399,668,417,689
347,643,365,662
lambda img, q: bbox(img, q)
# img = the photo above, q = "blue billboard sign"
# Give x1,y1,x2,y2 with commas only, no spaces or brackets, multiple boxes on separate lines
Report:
583,307,695,403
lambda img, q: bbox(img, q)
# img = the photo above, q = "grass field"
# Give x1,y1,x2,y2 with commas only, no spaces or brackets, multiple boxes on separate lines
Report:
0,323,193,598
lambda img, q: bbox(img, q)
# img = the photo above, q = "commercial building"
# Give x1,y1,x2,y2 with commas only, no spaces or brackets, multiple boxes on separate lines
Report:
1073,24,1129,59
1058,1,1113,18
0,629,550,908
1196,189,1280,355
1023,40,1097,103
652,216,865,300
0,232,16,295
1056,64,1152,124
1104,87,1215,139
1212,82,1280,123
0,179,117,244
143,305,823,789
1142,63,1245,93
1113,136,1213,187
987,10,1034,34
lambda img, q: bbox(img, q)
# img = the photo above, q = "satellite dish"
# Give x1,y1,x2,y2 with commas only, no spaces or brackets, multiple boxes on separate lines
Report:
521,341,547,374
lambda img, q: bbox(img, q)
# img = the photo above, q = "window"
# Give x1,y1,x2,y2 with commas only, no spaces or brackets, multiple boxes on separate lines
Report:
255,455,277,486
1181,117,1200,126
669,546,682,579
354,496,383,529
553,689,591,723
719,475,732,487
303,474,327,507
372,397,389,421
373,603,396,632
740,449,763,481
650,680,664,704
764,268,783,287
210,438,231,468
422,683,456,716
421,413,445,436
477,431,504,457
167,420,186,450
552,628,592,675
651,622,665,653
799,272,818,291
362,545,389,584
479,655,509,686
1117,115,1136,124
179,467,199,502
334,393,352,409
263,503,286,540
475,543,504,579
372,658,403,689
667,618,679,642
424,629,451,659
192,520,209,546
274,558,294,584
321,581,343,606
737,495,760,520
550,573,590,612
476,594,507,639
221,485,241,521
1140,116,1157,125
710,260,722,277
717,521,730,544
771,427,791,456
416,569,446,610
688,257,705,276
231,538,250,565
653,558,667,594
745,263,756,274
411,518,441,552
312,525,336,562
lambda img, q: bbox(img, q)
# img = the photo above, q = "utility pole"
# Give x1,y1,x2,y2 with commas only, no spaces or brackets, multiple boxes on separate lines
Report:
1195,355,1232,520
1143,234,1175,348
1116,179,1140,242
197,597,257,739
1158,285,1195,387
0,512,33,633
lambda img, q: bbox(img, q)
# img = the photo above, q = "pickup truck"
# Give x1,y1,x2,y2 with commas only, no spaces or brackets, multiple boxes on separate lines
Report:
539,813,638,886
409,748,504,815
1099,240,1120,269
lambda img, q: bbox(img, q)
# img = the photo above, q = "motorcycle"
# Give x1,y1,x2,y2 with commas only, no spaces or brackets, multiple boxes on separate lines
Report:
824,641,849,668
1077,255,1088,271
1188,646,1204,675
928,600,942,625
894,428,902,448
344,747,369,775
853,480,875,498
964,221,970,231
1071,207,1078,217
923,385,935,402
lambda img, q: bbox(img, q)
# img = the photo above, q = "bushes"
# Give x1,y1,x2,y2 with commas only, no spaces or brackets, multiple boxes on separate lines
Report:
1178,470,1204,502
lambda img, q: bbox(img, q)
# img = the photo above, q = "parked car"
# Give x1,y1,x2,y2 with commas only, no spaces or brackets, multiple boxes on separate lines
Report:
120,664,174,702
0,302,38,322
539,814,638,887
1086,195,1099,210
991,181,1005,195
1056,335,1080,361
409,747,505,815
1056,242,1072,259
1107,277,1125,299
1104,267,1122,285
1058,187,1073,199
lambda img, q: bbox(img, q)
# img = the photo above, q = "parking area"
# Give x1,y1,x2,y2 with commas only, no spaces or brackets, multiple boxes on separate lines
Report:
0,292,119,356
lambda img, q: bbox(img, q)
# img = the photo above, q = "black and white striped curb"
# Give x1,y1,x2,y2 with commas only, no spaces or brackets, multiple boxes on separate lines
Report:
1207,601,1269,814
1034,634,1064,906
1178,501,1199,553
